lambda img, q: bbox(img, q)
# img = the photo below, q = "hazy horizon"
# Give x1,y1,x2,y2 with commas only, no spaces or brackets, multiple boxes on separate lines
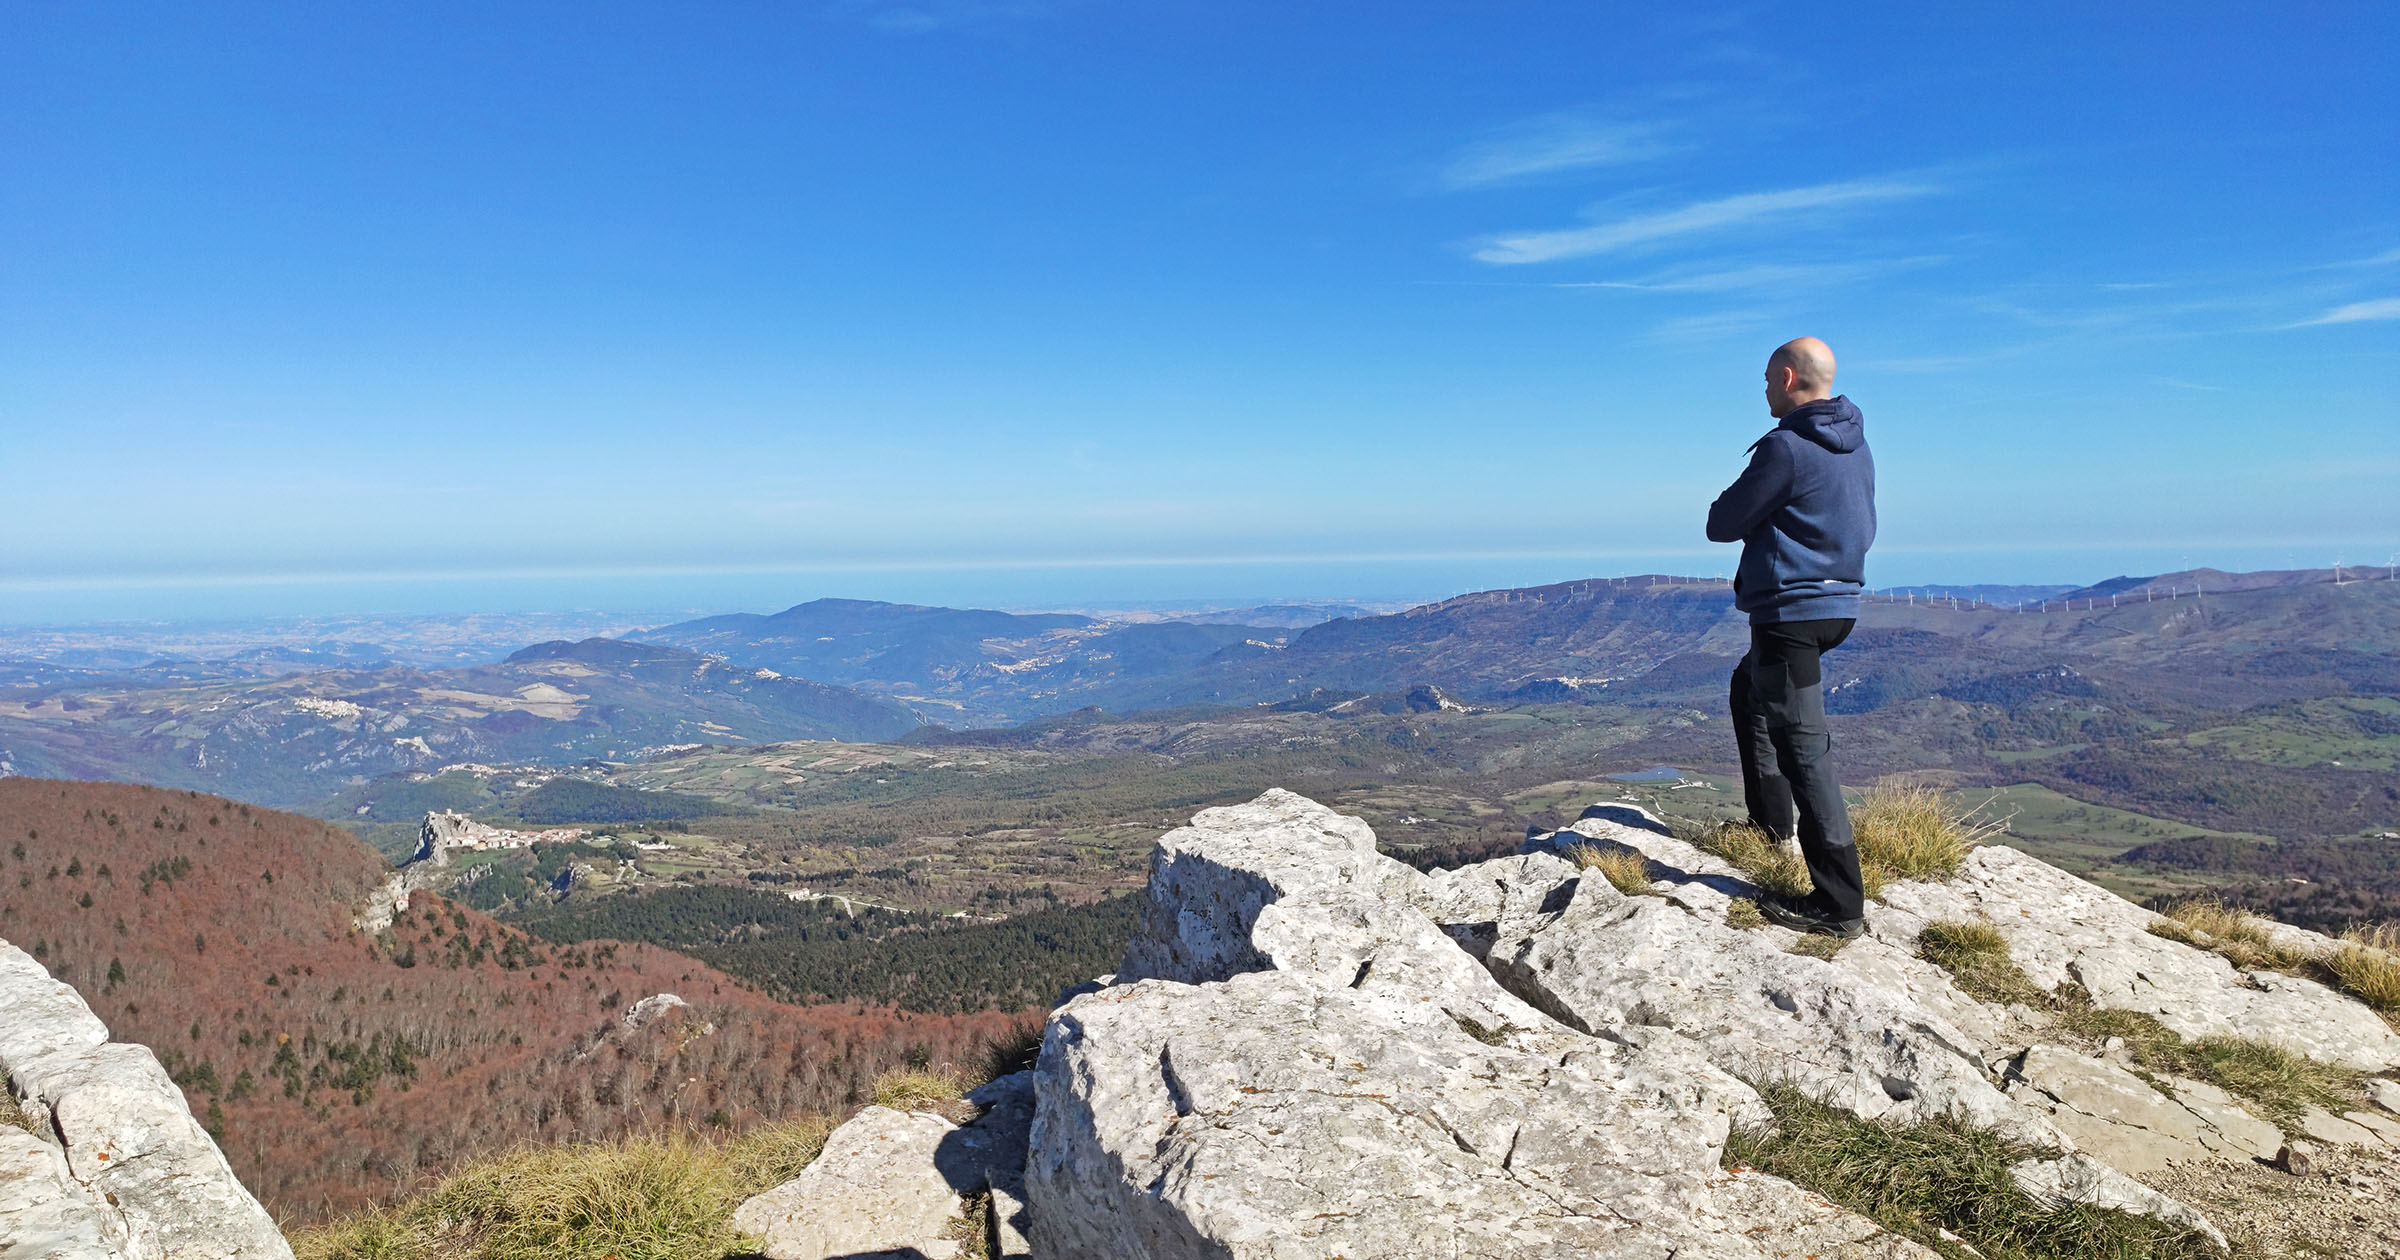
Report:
6,544,2389,628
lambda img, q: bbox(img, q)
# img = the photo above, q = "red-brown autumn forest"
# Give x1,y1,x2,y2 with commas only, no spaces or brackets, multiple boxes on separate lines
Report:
0,778,1031,1220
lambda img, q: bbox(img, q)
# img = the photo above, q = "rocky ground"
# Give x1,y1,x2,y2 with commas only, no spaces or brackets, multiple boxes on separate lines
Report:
2144,1144,2400,1260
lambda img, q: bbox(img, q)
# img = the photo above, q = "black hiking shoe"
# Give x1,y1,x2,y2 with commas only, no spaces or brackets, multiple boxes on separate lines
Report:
1758,894,1865,939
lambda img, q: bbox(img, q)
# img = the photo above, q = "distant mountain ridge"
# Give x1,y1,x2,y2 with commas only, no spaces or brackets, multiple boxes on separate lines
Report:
4,568,2391,818
632,596,1288,725
408,566,2400,739
0,638,921,807
634,597,1096,682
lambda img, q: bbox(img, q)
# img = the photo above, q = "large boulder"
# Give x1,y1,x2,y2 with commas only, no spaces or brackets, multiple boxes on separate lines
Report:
731,1072,1039,1260
732,1106,968,1260
1030,967,1920,1260
1029,790,1937,1260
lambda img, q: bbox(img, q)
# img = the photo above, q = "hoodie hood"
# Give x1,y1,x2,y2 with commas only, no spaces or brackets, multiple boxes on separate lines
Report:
1780,395,1864,453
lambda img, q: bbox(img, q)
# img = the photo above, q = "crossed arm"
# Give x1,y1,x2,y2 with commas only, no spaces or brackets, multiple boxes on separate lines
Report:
1706,435,1794,543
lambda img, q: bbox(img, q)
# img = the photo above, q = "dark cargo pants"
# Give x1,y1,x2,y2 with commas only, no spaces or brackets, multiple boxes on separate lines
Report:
1729,617,1865,921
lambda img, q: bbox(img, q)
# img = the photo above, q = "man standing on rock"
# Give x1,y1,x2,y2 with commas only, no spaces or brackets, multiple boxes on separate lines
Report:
1706,336,1875,937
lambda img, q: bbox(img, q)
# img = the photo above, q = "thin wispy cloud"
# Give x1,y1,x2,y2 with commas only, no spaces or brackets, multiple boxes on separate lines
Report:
1646,309,1774,342
2313,247,2400,270
1552,256,1943,293
1441,112,1674,189
825,0,1058,32
2293,297,2400,327
1472,175,1943,265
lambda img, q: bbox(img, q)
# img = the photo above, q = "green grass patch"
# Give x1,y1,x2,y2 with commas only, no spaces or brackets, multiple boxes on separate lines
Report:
1726,1083,2226,1260
290,1118,834,1260
1918,920,2051,1007
2045,989,2360,1130
1725,898,1767,930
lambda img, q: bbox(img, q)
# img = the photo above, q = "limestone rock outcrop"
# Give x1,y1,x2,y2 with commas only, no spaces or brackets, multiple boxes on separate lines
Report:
1,940,293,1260
1029,790,1936,1259
1022,789,2400,1257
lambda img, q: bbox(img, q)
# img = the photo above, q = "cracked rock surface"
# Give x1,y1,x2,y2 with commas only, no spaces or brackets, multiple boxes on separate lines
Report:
1014,788,2400,1255
2004,1046,2281,1173
1028,789,1935,1260
1535,808,2399,1183
1,939,293,1260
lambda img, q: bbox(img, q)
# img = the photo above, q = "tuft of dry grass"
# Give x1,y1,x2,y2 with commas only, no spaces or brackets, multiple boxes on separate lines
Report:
972,1018,1047,1087
872,1067,971,1115
1725,898,1768,930
1,1091,46,1137
943,1190,994,1259
2154,899,2309,972
1694,821,1813,900
1693,784,1999,906
718,1116,836,1197
290,1117,835,1260
2325,923,2400,1020
1565,842,1658,896
2153,902,2399,1027
1917,919,2050,1007
1857,856,1889,902
1788,934,1849,960
1853,780,2003,883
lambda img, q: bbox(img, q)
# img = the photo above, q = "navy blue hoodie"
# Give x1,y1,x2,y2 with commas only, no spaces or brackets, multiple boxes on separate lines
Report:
1707,396,1876,623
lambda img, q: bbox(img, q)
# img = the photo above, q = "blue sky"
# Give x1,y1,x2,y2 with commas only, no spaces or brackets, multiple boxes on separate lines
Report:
4,1,2395,621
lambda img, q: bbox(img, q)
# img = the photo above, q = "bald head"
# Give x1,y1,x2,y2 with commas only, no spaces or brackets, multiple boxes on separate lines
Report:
1764,336,1836,418
1771,337,1836,390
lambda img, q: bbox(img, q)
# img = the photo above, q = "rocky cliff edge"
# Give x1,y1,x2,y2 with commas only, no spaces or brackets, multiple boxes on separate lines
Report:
1,939,292,1260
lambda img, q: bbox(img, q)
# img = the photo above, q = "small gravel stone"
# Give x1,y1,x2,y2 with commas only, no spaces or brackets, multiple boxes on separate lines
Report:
2279,1141,2319,1176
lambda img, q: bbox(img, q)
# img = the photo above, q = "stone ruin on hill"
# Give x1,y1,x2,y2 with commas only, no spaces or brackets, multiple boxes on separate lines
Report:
406,809,586,866
8,788,2400,1259
351,808,591,933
